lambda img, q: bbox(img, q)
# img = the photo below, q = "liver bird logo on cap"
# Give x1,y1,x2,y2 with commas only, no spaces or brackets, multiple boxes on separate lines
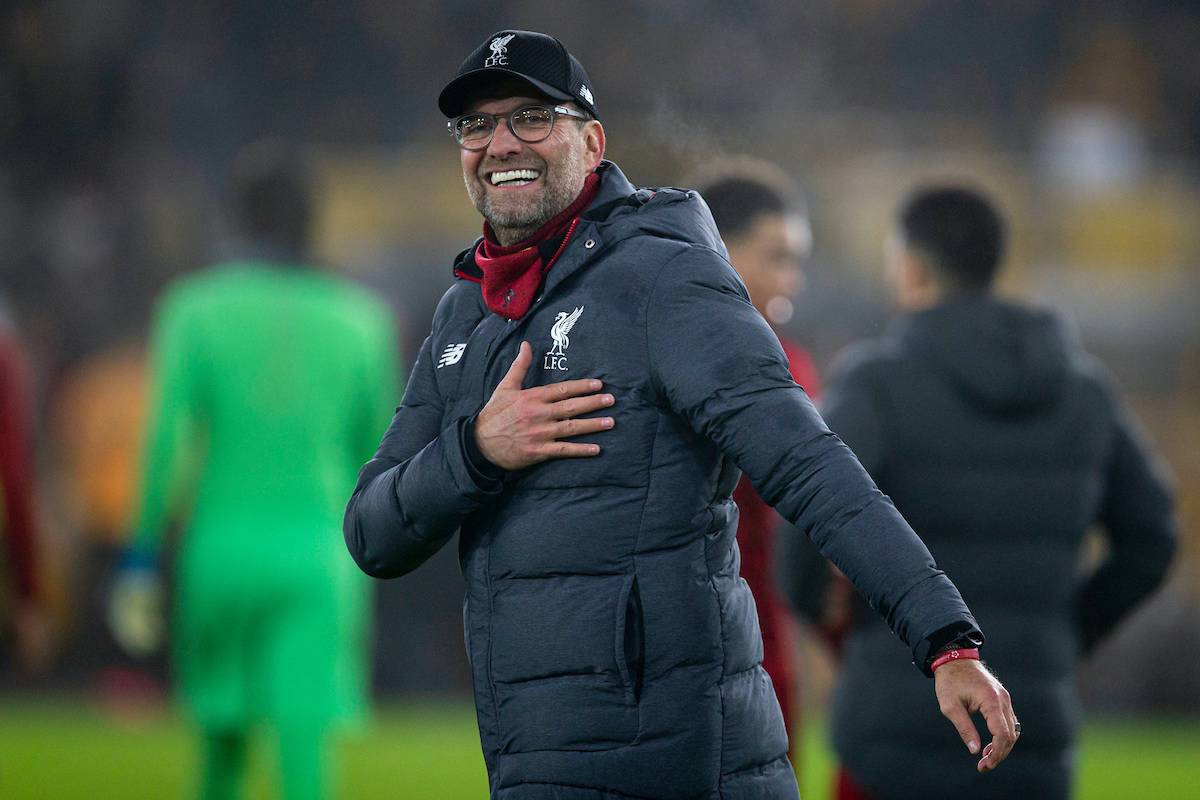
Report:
484,34,516,67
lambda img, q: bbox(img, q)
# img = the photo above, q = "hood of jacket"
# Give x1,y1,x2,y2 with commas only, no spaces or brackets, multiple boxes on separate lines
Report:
893,295,1072,414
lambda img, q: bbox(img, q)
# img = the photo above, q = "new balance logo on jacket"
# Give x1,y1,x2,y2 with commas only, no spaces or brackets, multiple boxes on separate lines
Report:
437,343,466,368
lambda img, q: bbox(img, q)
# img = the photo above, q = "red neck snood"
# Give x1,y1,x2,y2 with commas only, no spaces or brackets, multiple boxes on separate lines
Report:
473,172,601,319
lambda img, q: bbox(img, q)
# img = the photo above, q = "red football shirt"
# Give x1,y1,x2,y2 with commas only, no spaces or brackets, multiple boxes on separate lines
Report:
0,329,38,601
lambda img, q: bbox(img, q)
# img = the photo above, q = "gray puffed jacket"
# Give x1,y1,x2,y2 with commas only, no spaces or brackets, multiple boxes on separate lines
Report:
345,162,981,799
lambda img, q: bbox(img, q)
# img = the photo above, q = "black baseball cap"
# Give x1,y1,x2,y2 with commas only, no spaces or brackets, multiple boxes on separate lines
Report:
438,30,599,120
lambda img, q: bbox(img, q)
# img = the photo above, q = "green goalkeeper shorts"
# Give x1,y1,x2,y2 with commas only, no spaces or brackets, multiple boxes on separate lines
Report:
172,523,368,730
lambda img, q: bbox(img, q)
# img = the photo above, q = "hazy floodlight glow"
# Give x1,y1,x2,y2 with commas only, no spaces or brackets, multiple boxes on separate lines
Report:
765,295,794,326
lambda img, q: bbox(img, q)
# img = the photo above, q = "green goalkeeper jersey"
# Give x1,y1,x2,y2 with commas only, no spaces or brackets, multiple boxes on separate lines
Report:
132,260,400,727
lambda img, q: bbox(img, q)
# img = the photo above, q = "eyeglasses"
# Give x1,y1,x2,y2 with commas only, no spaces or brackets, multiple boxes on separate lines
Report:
448,104,590,150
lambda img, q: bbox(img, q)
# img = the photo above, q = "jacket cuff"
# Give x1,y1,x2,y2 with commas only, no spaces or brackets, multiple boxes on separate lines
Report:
915,620,985,678
453,416,506,494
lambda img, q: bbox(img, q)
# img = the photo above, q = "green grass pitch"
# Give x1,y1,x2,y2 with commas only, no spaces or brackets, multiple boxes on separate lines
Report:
0,697,1195,798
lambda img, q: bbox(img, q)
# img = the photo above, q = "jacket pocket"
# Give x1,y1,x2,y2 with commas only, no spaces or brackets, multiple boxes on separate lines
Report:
615,573,644,703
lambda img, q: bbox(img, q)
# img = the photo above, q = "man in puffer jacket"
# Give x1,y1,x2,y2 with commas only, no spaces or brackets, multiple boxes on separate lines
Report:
819,186,1177,800
345,30,1019,799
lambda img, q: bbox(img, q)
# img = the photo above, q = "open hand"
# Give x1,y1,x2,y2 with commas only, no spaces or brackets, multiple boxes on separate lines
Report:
934,658,1019,773
475,341,615,470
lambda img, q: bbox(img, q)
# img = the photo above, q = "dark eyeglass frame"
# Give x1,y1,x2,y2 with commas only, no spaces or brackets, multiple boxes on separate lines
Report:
447,104,590,150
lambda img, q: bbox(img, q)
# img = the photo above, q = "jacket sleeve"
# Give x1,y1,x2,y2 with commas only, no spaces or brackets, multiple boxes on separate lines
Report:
344,317,504,579
1076,381,1178,652
646,246,979,671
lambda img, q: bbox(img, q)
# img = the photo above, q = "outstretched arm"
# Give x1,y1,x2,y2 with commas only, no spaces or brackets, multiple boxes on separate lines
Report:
647,248,973,662
646,246,1017,769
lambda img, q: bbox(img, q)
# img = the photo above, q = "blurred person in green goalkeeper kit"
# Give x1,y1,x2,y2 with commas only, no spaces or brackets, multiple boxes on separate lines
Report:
812,186,1177,800
109,142,402,800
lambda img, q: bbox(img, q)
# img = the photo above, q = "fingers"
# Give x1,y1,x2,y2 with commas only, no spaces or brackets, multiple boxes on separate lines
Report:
524,441,603,463
939,700,982,756
535,377,606,402
498,341,533,390
1004,696,1020,752
550,391,615,419
513,429,607,467
934,659,1020,774
1005,692,1020,741
976,690,1018,773
552,415,615,438
978,742,995,773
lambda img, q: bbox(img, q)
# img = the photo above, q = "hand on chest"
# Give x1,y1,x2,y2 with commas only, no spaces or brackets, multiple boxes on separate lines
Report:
435,292,655,486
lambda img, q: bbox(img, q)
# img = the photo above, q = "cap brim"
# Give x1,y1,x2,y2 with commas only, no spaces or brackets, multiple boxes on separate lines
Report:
438,68,575,117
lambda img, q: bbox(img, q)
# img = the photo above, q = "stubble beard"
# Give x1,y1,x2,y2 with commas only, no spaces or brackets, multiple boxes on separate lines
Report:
467,143,589,246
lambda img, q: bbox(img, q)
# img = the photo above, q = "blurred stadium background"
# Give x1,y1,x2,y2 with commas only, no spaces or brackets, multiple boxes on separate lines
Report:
1,1,1198,798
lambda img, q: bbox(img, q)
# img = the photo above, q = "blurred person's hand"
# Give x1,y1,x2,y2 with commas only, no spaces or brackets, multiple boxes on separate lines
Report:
934,657,1019,773
12,599,56,671
106,550,164,657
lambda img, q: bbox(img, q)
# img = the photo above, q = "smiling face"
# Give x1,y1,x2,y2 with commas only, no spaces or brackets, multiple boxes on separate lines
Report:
460,94,605,245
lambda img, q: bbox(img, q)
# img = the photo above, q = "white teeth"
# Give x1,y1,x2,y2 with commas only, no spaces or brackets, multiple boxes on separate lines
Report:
490,169,540,185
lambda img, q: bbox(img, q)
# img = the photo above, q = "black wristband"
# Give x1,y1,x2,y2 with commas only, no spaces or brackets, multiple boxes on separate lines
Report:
916,621,984,677
463,415,506,481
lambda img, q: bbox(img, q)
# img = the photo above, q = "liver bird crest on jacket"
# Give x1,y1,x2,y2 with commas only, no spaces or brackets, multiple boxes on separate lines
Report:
549,306,584,356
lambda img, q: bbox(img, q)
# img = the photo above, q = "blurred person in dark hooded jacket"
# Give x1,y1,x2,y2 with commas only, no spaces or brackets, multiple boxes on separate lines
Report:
816,185,1177,800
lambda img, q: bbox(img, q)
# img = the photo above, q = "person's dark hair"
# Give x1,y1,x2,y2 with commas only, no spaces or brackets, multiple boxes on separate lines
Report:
691,158,806,241
229,141,313,254
897,186,1006,292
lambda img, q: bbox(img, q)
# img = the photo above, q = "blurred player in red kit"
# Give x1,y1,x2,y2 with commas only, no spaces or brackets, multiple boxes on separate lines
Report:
0,295,52,670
